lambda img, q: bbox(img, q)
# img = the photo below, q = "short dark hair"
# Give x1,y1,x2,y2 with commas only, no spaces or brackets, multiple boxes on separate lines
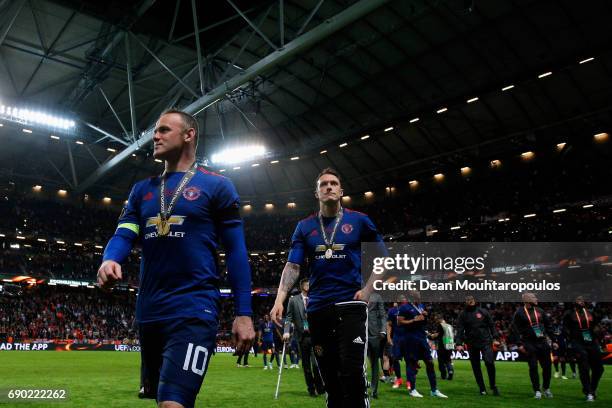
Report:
161,108,199,140
299,278,309,288
315,167,342,187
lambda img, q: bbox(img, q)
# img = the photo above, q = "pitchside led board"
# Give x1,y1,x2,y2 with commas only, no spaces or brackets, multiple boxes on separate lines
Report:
362,242,612,303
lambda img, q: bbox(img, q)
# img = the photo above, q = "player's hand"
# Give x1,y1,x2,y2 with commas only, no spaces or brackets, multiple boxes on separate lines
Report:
414,314,425,321
456,345,464,352
518,345,526,354
97,260,122,289
270,302,284,326
492,340,501,347
282,333,290,343
232,316,255,355
353,288,371,302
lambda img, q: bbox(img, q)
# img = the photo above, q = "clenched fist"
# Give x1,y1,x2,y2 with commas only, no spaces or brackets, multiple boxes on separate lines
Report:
97,260,122,288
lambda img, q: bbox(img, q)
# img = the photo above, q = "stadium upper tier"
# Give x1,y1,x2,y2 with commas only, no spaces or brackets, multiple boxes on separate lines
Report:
0,171,610,286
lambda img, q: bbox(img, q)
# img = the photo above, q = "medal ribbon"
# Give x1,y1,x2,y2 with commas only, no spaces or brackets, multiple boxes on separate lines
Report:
318,207,343,251
575,308,590,330
412,303,423,315
160,162,197,221
524,306,540,327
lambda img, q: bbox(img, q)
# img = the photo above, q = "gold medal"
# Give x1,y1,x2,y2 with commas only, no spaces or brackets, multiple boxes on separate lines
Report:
157,218,170,236
158,162,197,238
319,208,343,261
325,248,333,259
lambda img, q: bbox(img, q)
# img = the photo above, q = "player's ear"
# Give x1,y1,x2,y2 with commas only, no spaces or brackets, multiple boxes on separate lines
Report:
339,188,343,197
314,189,319,199
184,128,196,143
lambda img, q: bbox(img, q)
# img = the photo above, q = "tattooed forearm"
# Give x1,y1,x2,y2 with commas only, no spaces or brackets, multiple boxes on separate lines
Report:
279,262,300,292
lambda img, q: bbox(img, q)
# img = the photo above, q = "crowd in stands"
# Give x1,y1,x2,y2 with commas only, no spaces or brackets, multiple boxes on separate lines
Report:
0,286,135,343
0,180,609,284
0,143,610,344
2,284,611,354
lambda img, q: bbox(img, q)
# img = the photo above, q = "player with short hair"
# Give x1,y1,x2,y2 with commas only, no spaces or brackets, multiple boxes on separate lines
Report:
270,167,385,407
387,300,405,389
97,109,255,408
397,293,447,398
258,314,276,369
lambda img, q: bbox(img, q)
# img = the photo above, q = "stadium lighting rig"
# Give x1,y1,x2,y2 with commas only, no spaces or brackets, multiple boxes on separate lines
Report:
0,104,76,131
211,145,266,165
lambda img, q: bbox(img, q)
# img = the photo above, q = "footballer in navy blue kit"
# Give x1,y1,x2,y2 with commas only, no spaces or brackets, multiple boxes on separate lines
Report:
258,315,276,369
397,297,448,398
97,110,255,408
386,301,406,389
271,168,385,408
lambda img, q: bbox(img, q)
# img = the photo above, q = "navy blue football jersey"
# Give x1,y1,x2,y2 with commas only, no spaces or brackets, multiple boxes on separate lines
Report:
259,321,274,343
105,167,246,323
397,303,427,340
387,306,399,339
287,209,384,312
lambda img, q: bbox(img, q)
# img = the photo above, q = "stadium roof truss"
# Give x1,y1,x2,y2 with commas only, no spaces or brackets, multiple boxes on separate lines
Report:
0,0,610,201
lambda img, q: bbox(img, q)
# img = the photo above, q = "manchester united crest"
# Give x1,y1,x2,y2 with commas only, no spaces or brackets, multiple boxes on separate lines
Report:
182,186,201,201
341,223,353,234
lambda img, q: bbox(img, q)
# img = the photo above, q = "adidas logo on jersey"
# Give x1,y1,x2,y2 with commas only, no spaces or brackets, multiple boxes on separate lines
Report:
352,336,364,344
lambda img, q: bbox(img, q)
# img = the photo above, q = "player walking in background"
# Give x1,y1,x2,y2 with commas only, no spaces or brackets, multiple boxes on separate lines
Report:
397,293,448,399
258,314,276,369
387,301,405,389
511,292,554,399
97,109,255,408
563,296,605,402
552,317,575,379
270,167,385,408
455,295,500,396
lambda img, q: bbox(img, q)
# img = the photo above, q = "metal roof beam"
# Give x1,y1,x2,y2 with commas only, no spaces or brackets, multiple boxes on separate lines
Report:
226,0,278,51
84,122,130,146
0,0,26,47
63,0,157,108
76,0,390,193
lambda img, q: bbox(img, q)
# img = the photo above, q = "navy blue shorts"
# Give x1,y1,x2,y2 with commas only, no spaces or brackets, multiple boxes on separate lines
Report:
262,341,275,352
391,337,402,360
139,317,217,408
401,336,432,361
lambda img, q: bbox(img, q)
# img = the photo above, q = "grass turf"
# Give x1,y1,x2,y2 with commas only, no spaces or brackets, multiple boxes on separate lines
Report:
0,351,609,407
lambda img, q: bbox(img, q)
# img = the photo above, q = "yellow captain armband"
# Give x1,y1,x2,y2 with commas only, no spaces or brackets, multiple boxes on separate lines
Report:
117,223,139,235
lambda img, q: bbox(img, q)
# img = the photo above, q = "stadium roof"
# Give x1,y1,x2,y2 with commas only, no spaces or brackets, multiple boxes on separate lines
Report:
0,0,610,203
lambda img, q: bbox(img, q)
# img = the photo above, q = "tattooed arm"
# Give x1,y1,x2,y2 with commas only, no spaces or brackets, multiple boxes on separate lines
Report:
270,262,300,326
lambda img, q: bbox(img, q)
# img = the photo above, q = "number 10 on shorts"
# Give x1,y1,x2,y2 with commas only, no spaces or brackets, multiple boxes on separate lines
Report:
182,343,209,376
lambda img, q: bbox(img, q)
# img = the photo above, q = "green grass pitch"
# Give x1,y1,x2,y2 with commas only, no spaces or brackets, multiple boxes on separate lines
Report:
0,352,609,407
